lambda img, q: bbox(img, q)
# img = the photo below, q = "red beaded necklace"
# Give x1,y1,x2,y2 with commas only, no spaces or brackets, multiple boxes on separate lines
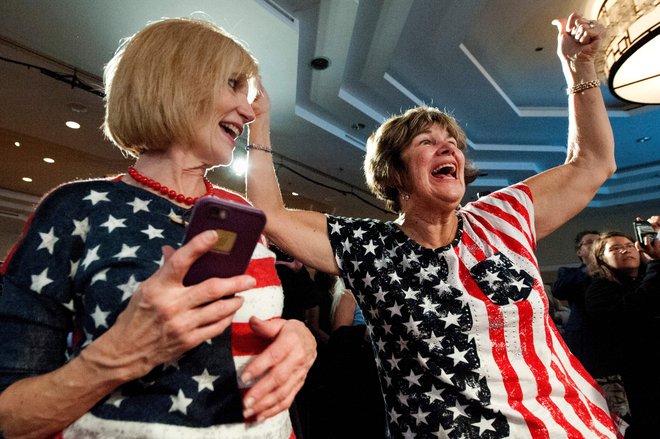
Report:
127,166,214,206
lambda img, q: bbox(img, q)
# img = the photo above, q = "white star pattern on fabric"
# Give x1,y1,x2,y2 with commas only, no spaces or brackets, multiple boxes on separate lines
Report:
511,277,527,292
91,268,109,285
363,240,377,255
37,227,59,254
70,259,80,278
91,305,110,328
114,244,140,259
83,190,110,205
426,332,445,351
412,407,430,426
117,275,141,302
427,385,445,403
419,297,439,315
192,368,219,392
441,311,461,329
127,197,151,214
81,245,101,269
30,267,53,293
448,401,469,420
100,215,127,233
387,301,404,317
72,218,90,240
483,270,501,287
141,224,164,240
473,416,497,435
447,346,470,366
353,227,366,239
403,370,423,387
106,390,127,408
168,389,193,415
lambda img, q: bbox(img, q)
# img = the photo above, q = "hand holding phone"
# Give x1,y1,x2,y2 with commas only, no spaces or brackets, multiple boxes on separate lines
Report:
182,197,266,286
633,219,656,244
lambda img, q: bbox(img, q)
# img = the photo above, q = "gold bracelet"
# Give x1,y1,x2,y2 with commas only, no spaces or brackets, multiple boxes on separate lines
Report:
246,143,272,153
567,79,601,95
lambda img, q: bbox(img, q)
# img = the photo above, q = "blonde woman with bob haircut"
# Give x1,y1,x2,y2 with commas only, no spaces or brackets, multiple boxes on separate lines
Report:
246,13,622,438
0,17,315,438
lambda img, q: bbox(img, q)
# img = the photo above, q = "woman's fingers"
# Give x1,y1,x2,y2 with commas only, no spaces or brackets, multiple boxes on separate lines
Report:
241,319,316,420
160,230,219,282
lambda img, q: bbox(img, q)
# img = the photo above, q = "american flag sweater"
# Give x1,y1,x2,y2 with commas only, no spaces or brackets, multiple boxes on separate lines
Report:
0,179,293,438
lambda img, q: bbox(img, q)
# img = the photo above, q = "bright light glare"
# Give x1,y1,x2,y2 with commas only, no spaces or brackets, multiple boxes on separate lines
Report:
66,121,81,129
232,157,247,176
291,192,299,196
43,157,55,163
14,141,20,147
22,177,33,182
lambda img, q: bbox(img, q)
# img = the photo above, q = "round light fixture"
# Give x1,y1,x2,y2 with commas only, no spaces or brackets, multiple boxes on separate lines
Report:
596,1,660,104
66,121,81,129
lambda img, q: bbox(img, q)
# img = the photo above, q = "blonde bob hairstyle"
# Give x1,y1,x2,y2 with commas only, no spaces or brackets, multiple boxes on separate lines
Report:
103,17,258,157
364,106,479,213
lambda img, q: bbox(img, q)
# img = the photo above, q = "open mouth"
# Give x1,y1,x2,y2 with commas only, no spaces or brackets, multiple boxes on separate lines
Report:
219,122,241,139
431,163,457,179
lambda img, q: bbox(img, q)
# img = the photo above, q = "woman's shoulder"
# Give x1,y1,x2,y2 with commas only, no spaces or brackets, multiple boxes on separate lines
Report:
35,177,123,211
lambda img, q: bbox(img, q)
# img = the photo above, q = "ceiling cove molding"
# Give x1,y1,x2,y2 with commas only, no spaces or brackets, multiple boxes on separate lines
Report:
294,104,366,150
590,189,660,207
459,43,636,119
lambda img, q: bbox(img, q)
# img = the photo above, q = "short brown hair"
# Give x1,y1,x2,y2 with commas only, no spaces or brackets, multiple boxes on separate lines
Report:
103,18,258,157
364,106,479,212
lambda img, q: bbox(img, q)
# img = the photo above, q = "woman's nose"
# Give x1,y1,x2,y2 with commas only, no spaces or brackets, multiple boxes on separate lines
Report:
239,96,255,124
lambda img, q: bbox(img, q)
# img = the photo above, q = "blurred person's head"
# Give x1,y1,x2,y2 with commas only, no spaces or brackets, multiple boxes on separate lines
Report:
590,231,640,282
574,230,599,264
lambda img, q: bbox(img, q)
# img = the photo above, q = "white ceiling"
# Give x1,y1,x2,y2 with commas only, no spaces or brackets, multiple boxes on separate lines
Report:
1,0,660,236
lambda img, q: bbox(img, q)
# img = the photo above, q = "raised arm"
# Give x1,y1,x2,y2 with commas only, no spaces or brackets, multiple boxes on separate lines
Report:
246,85,340,275
526,13,615,239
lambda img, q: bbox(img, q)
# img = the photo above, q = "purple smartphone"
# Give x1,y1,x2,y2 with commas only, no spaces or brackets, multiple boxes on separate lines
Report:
182,197,266,286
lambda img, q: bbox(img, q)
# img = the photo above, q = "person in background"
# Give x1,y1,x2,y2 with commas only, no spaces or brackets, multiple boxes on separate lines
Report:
551,230,600,373
585,227,660,438
245,12,619,437
270,244,322,438
0,17,316,438
313,272,388,439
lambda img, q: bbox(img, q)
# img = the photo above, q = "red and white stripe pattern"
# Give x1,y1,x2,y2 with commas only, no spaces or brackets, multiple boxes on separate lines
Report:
457,184,617,438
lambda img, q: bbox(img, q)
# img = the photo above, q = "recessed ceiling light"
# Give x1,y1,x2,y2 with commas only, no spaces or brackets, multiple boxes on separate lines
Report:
68,102,88,113
14,141,20,147
66,121,81,129
310,57,330,70
291,192,299,196
43,157,55,163
22,177,33,182
637,136,652,143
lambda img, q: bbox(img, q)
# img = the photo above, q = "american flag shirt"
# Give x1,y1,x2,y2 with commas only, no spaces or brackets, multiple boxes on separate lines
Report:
0,179,293,438
326,183,617,439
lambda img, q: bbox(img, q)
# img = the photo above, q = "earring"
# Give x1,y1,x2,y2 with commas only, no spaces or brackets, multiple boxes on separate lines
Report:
403,193,410,201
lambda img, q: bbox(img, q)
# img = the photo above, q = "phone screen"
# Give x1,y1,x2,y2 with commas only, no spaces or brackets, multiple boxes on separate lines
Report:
634,220,656,243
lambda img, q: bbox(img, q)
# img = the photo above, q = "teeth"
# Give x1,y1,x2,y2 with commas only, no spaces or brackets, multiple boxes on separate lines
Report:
432,163,455,175
220,123,240,138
